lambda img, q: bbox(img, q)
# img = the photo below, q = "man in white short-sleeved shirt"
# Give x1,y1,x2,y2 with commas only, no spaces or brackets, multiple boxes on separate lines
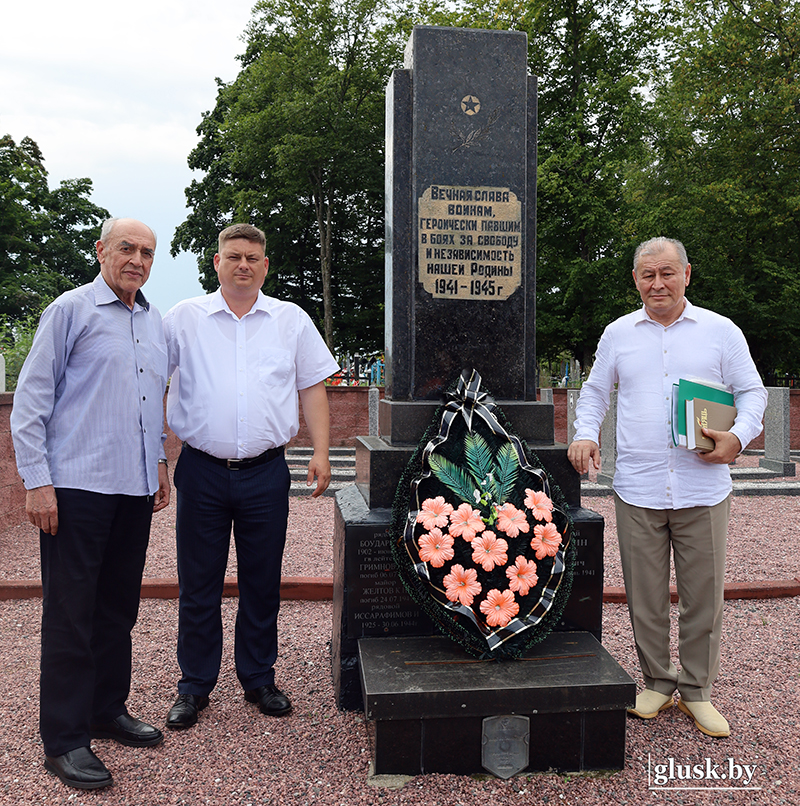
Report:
161,224,338,729
568,237,766,739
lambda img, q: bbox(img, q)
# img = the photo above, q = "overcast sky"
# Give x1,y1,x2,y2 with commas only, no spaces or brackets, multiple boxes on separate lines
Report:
1,0,259,314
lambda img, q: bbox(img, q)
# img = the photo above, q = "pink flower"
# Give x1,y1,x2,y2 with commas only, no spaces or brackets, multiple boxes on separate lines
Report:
471,531,508,572
480,589,519,628
530,522,562,560
418,528,455,568
448,502,485,542
494,503,530,538
506,556,539,596
524,488,554,522
416,496,454,531
443,564,482,607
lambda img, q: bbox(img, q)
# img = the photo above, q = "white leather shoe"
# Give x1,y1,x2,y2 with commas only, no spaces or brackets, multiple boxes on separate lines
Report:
678,699,730,737
627,689,674,719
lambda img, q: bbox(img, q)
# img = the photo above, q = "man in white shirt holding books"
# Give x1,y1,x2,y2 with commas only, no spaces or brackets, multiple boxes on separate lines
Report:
568,236,766,738
161,223,338,729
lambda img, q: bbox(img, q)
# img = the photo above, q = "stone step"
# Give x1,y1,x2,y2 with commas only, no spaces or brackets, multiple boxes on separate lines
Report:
290,479,355,498
286,455,355,467
287,447,356,496
729,465,785,481
290,467,355,482
581,478,800,497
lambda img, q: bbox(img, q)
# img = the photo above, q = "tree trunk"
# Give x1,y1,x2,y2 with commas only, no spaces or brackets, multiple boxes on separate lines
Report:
312,174,335,351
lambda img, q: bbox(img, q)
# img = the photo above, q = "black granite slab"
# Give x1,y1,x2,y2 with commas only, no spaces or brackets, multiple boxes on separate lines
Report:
359,633,635,774
385,26,538,402
332,485,435,710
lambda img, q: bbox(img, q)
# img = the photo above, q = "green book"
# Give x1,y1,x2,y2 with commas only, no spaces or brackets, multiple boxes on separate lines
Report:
672,379,735,446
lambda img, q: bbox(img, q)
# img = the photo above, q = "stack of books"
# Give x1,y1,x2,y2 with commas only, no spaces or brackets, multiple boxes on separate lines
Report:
672,379,736,452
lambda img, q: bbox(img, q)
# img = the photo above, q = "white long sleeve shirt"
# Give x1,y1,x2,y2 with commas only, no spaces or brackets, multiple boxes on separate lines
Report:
162,289,338,459
573,300,767,509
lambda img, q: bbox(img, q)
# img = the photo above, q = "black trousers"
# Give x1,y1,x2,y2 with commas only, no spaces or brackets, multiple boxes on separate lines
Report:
174,445,290,696
39,488,153,756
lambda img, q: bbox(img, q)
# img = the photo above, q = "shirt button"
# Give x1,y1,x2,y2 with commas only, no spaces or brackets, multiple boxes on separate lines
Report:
139,368,144,373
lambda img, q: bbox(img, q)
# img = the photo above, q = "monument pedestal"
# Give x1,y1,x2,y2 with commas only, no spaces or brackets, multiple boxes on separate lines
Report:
333,484,608,711
359,633,635,775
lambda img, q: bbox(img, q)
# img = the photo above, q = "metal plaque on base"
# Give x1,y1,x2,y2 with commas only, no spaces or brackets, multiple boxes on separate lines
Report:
481,715,530,779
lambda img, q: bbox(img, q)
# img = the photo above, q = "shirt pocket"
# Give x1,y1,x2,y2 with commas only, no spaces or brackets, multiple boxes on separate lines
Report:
257,347,293,387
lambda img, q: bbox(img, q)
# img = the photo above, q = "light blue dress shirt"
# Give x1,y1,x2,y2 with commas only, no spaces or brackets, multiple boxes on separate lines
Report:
11,273,168,496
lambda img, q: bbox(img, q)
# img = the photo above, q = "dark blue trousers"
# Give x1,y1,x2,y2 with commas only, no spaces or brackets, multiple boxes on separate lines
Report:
173,445,290,695
39,489,152,756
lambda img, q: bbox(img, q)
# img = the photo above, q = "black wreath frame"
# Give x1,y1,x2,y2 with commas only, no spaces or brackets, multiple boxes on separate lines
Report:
389,370,576,660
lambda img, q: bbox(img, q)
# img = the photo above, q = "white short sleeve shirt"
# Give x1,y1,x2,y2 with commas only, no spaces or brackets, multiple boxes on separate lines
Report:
163,290,339,459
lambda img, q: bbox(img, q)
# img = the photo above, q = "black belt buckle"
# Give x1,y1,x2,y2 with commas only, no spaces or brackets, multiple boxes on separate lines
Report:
226,458,245,470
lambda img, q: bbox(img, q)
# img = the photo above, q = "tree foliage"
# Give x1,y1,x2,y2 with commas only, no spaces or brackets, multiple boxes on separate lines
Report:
0,134,108,323
627,0,800,376
172,0,409,354
173,0,799,376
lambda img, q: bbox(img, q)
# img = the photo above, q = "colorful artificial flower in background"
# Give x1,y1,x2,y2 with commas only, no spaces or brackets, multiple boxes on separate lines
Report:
448,503,485,541
506,555,539,596
416,496,453,530
480,589,520,628
531,522,563,560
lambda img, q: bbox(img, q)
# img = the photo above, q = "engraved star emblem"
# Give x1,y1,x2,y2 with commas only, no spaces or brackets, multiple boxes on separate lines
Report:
461,95,481,116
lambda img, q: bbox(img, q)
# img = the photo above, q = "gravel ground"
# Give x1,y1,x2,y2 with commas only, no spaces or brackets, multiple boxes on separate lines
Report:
0,463,798,804
0,596,798,805
2,460,798,585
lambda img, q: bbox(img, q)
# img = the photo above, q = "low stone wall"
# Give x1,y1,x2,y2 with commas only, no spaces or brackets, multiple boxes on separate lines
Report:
0,386,385,528
291,386,384,449
0,393,26,528
2,386,795,528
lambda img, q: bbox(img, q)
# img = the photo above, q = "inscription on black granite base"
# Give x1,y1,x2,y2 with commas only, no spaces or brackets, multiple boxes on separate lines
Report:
359,634,635,775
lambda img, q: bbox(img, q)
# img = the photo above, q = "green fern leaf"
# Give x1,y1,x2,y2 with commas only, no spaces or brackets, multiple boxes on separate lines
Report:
494,443,519,502
428,453,480,504
464,432,496,496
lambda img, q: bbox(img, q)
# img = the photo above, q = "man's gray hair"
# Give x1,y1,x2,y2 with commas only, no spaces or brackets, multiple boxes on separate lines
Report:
633,237,687,272
99,218,157,246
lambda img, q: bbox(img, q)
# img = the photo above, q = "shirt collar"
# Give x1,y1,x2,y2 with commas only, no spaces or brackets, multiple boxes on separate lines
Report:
634,297,696,327
92,272,150,311
208,288,273,318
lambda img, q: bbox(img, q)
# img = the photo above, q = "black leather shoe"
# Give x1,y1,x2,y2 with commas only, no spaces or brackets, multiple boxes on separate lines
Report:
166,694,210,729
91,713,164,747
44,746,113,790
244,684,292,716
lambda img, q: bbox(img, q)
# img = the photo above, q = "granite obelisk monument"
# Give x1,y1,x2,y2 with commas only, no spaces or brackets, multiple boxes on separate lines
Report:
333,26,632,774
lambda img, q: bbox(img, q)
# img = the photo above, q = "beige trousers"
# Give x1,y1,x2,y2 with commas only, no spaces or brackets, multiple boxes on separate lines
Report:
614,493,730,702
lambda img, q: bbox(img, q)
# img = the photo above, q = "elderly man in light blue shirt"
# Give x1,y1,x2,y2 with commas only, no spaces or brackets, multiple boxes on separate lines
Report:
11,218,169,790
569,237,766,739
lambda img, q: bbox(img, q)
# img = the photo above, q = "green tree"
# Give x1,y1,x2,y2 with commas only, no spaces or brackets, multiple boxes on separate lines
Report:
172,0,408,354
0,135,108,323
629,0,800,376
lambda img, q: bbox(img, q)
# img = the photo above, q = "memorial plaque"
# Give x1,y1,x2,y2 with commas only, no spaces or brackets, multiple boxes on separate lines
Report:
418,185,522,301
482,715,530,779
346,522,429,638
